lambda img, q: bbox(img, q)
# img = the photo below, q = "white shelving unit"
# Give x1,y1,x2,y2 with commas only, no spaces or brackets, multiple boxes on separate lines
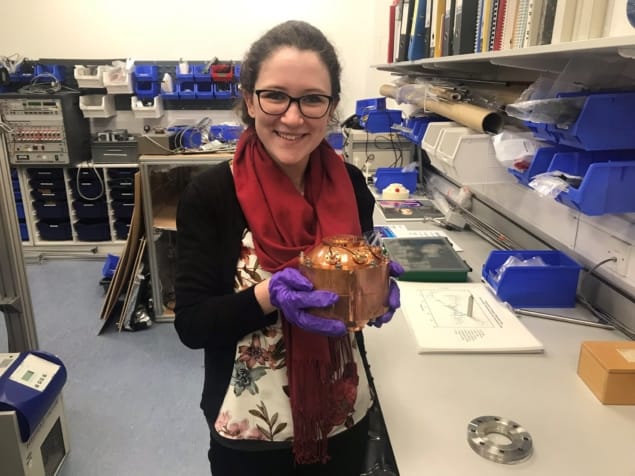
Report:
373,35,635,331
374,35,635,81
12,164,138,258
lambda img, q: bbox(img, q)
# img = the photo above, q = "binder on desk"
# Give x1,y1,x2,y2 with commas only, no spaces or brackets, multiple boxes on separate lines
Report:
408,0,431,60
453,0,478,55
398,0,416,61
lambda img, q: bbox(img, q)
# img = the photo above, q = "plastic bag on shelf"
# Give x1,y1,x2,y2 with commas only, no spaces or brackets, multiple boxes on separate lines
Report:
528,171,582,198
492,129,546,171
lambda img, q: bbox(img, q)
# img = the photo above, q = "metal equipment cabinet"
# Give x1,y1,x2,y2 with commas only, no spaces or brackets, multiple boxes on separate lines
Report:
139,153,233,322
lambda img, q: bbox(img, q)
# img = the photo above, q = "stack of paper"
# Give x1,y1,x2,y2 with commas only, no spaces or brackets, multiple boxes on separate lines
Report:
398,281,544,353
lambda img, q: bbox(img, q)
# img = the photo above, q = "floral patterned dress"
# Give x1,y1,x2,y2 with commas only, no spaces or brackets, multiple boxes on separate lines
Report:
214,231,372,442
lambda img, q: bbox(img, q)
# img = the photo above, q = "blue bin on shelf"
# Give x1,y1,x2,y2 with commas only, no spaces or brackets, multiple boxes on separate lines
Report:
509,145,575,186
213,81,233,98
326,132,344,150
74,220,111,241
107,168,137,179
374,167,418,194
482,250,582,308
547,150,635,215
192,64,211,83
398,115,445,144
28,168,64,180
210,124,244,142
20,222,29,241
37,221,72,241
537,92,635,150
72,200,108,219
34,64,66,83
114,220,131,240
196,82,214,99
356,97,403,133
33,201,70,220
15,200,25,220
102,254,120,278
134,65,160,98
176,80,197,99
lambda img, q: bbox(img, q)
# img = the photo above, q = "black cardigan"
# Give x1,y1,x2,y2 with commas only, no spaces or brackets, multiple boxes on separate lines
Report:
174,159,375,417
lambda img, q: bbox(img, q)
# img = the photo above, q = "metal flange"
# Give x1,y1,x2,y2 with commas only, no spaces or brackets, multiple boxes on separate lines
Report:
467,415,533,464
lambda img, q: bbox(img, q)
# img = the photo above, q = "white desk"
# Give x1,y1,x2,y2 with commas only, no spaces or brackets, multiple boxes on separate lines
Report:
366,207,635,476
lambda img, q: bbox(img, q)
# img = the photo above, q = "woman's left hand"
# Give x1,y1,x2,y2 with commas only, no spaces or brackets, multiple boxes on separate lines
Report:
368,260,404,328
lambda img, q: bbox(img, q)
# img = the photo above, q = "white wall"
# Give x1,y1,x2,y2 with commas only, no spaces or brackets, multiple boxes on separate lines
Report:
0,0,395,117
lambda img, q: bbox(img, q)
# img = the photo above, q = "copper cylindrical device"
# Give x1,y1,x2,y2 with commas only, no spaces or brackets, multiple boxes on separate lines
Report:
298,234,390,331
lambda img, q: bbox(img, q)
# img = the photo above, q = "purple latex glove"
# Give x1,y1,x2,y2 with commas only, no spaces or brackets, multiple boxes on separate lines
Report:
268,268,347,337
368,260,404,328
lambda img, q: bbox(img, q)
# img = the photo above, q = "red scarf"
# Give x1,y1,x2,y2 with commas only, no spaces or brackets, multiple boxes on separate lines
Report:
233,128,361,464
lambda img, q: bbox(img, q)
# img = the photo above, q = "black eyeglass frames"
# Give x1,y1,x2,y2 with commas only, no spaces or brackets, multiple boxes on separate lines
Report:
254,89,333,119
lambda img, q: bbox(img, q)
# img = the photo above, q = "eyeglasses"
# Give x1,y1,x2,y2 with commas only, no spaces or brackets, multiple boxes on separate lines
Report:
254,89,333,119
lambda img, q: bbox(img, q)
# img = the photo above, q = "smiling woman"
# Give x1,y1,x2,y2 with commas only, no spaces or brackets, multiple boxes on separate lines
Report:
173,19,402,476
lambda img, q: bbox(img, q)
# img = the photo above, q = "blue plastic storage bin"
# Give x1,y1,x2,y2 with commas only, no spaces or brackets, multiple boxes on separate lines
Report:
110,189,134,202
37,221,72,241
69,180,104,199
134,65,160,98
27,168,64,180
34,64,66,83
213,81,233,98
525,92,635,150
398,115,445,144
374,168,418,194
102,254,120,278
31,189,67,201
482,250,582,308
210,124,244,142
191,64,211,83
547,150,635,215
107,168,137,179
196,81,214,99
33,201,70,220
74,220,111,241
72,200,108,219
509,145,575,186
29,178,65,191
15,200,25,220
355,97,386,116
326,132,344,150
176,80,197,99
355,97,402,133
112,201,134,219
114,220,131,240
20,222,29,241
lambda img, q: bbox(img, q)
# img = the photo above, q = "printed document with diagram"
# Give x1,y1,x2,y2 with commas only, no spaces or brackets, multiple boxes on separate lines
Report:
399,281,544,353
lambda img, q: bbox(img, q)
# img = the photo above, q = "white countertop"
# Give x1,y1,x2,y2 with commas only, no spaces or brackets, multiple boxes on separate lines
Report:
366,207,635,476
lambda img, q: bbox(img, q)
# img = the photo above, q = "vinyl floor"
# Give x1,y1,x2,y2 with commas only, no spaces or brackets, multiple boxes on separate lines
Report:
0,259,210,476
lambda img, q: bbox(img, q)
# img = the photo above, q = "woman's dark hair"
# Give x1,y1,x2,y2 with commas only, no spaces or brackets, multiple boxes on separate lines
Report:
236,20,342,127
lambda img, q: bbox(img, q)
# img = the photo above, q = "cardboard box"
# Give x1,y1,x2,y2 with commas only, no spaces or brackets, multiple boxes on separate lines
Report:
577,341,635,404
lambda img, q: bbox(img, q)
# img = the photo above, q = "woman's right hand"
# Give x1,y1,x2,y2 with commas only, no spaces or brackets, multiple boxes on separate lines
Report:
268,268,347,337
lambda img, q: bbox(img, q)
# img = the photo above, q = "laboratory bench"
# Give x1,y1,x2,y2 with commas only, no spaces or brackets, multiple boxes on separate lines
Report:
365,206,635,476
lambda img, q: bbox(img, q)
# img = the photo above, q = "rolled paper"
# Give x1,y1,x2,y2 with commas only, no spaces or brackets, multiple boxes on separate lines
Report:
380,83,505,134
